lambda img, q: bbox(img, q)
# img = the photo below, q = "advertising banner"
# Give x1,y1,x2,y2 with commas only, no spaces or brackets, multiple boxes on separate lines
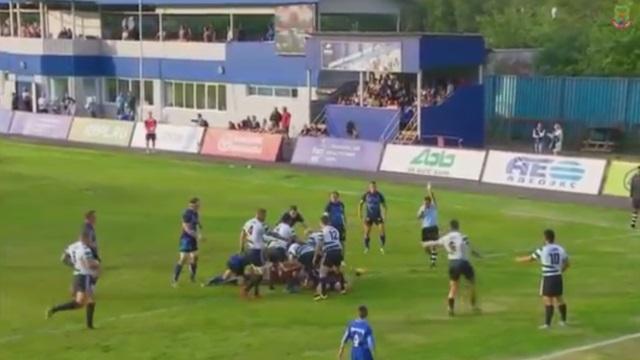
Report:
9,112,73,140
68,117,134,147
275,4,314,55
321,41,402,72
200,129,283,162
291,137,384,172
0,109,12,133
603,161,640,197
380,144,487,181
130,123,204,154
481,150,607,195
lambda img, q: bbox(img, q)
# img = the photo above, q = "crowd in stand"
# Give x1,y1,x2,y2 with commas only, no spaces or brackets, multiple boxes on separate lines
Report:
115,92,138,121
228,107,291,135
337,73,458,109
299,123,328,137
1,20,42,38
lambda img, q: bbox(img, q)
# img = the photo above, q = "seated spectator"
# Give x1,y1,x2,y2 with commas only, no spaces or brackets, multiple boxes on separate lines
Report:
264,23,275,41
251,116,261,130
228,121,237,130
122,25,130,40
346,121,358,139
203,26,214,42
193,113,209,128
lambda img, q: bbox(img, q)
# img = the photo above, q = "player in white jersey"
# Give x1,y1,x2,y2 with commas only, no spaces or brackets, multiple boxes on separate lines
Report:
264,222,295,289
46,232,101,329
421,219,481,316
517,229,570,329
314,215,345,301
239,208,268,298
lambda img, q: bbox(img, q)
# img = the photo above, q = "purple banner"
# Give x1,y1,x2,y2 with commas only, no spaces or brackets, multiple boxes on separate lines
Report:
0,109,12,134
9,112,73,139
291,137,384,172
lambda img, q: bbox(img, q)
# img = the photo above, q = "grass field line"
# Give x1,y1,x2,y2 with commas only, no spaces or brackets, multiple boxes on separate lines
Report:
519,331,640,360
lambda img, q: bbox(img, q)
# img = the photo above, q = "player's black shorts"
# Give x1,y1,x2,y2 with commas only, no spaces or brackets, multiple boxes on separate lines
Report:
334,224,347,243
632,198,640,210
421,226,439,242
448,260,475,282
364,216,384,226
266,247,287,263
146,133,156,141
72,274,95,295
323,250,343,268
298,252,315,272
247,249,264,267
540,275,563,297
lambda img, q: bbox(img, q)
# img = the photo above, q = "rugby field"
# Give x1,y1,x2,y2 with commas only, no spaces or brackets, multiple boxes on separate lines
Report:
0,138,638,360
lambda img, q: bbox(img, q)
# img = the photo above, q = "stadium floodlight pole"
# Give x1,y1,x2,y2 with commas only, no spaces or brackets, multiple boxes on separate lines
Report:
138,0,144,123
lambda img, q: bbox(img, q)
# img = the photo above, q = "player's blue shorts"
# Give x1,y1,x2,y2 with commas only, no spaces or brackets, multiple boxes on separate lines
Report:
351,348,374,360
179,237,198,253
247,249,264,267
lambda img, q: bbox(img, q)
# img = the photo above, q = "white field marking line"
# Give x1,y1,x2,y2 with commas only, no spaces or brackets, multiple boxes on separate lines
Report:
519,331,640,360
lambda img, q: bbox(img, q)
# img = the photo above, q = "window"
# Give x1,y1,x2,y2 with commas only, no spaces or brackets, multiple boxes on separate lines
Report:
49,77,69,101
82,78,99,99
164,81,226,111
104,77,155,105
246,84,298,98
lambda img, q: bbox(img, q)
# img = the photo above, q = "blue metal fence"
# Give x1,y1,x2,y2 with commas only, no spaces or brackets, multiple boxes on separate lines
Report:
485,75,640,129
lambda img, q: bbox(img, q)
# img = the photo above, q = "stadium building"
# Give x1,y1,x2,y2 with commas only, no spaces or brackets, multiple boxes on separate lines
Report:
0,0,486,146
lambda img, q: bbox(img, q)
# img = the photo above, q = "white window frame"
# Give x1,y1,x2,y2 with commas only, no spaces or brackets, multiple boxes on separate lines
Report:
163,80,227,111
103,77,154,105
246,84,298,98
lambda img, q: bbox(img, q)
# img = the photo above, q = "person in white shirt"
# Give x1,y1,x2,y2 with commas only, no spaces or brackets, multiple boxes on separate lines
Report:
421,219,481,316
548,123,563,155
239,208,268,297
264,222,296,289
46,232,101,329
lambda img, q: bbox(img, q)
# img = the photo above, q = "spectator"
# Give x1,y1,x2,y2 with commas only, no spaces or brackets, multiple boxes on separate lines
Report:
121,25,130,40
193,113,209,128
226,26,234,42
269,107,281,129
264,23,275,41
281,106,291,135
62,93,76,115
11,92,19,111
37,94,48,113
203,26,214,42
228,121,237,130
251,115,261,130
237,25,246,41
85,96,97,118
549,123,563,155
116,92,126,117
346,121,358,139
532,122,546,154
19,89,32,112
127,92,137,121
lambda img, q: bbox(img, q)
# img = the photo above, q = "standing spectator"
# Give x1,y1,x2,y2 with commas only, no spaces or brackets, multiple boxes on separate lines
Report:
37,94,48,113
549,123,563,155
346,121,359,139
116,92,126,118
127,93,137,121
11,92,19,110
203,26,213,42
19,88,32,112
532,122,546,154
251,115,260,130
62,93,76,115
193,113,209,128
144,112,158,154
226,26,234,42
281,107,291,135
85,96,97,118
121,25,130,40
269,107,281,129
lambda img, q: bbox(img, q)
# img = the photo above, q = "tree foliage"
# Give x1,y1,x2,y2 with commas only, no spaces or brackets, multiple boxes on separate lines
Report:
396,0,640,76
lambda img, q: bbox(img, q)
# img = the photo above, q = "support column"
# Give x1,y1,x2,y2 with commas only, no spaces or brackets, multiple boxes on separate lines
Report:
71,2,76,38
478,65,484,84
8,1,14,37
138,0,144,121
417,71,422,141
358,72,364,106
158,13,163,41
396,13,401,32
16,2,21,37
228,13,234,41
38,2,44,38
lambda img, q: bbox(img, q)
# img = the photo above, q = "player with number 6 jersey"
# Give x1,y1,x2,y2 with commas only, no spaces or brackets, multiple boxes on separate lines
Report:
517,229,570,329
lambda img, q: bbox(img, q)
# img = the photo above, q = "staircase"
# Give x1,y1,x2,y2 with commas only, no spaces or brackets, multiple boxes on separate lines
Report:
392,112,419,144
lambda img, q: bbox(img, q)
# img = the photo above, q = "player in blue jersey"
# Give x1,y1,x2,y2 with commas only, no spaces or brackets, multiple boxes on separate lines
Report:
417,183,439,268
358,181,387,254
172,198,203,287
202,253,248,287
339,305,375,360
325,191,347,255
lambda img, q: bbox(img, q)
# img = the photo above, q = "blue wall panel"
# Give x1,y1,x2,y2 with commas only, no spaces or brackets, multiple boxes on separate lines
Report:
419,35,485,70
514,76,563,120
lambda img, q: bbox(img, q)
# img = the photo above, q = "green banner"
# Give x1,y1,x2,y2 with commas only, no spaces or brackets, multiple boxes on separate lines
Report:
603,160,640,197
68,117,134,147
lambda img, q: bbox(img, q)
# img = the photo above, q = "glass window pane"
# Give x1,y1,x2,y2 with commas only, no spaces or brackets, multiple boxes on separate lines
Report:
144,80,154,105
274,87,291,97
106,78,117,102
185,83,195,109
49,78,69,101
131,80,140,101
257,86,273,96
83,78,97,99
218,84,227,111
164,81,174,107
175,82,184,107
291,88,298,98
196,84,205,109
117,79,129,95
247,85,257,96
207,84,217,109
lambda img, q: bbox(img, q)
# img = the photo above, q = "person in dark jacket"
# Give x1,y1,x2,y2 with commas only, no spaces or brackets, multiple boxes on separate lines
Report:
630,166,640,229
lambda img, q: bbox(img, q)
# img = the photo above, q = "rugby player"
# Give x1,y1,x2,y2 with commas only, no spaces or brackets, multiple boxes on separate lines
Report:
265,222,295,289
46,232,100,329
82,210,99,261
287,234,319,289
279,205,307,229
172,197,202,287
517,229,570,329
325,191,347,255
314,215,345,301
630,166,640,229
202,253,248,287
358,181,387,254
338,305,375,360
239,208,268,298
417,183,438,268
421,219,481,316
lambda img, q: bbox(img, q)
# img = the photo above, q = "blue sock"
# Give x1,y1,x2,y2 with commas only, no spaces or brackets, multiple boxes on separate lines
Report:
364,237,370,249
173,264,183,282
206,275,224,286
380,235,386,247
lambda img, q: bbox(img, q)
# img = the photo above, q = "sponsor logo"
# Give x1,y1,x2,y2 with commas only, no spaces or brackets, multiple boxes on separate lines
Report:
505,157,586,190
408,149,456,175
612,4,632,30
83,123,129,140
217,134,264,154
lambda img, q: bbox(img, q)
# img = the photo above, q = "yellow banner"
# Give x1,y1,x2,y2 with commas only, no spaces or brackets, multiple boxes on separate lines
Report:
603,161,640,197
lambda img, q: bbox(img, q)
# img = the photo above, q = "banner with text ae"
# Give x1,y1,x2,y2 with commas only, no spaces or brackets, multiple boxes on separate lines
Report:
380,144,487,181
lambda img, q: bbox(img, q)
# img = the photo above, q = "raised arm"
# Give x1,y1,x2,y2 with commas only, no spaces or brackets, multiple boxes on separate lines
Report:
338,328,350,360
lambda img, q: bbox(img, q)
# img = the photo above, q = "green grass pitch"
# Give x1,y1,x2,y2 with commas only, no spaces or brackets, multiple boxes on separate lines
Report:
1,138,639,360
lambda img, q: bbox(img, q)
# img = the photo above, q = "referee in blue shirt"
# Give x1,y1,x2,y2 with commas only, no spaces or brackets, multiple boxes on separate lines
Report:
417,183,439,268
